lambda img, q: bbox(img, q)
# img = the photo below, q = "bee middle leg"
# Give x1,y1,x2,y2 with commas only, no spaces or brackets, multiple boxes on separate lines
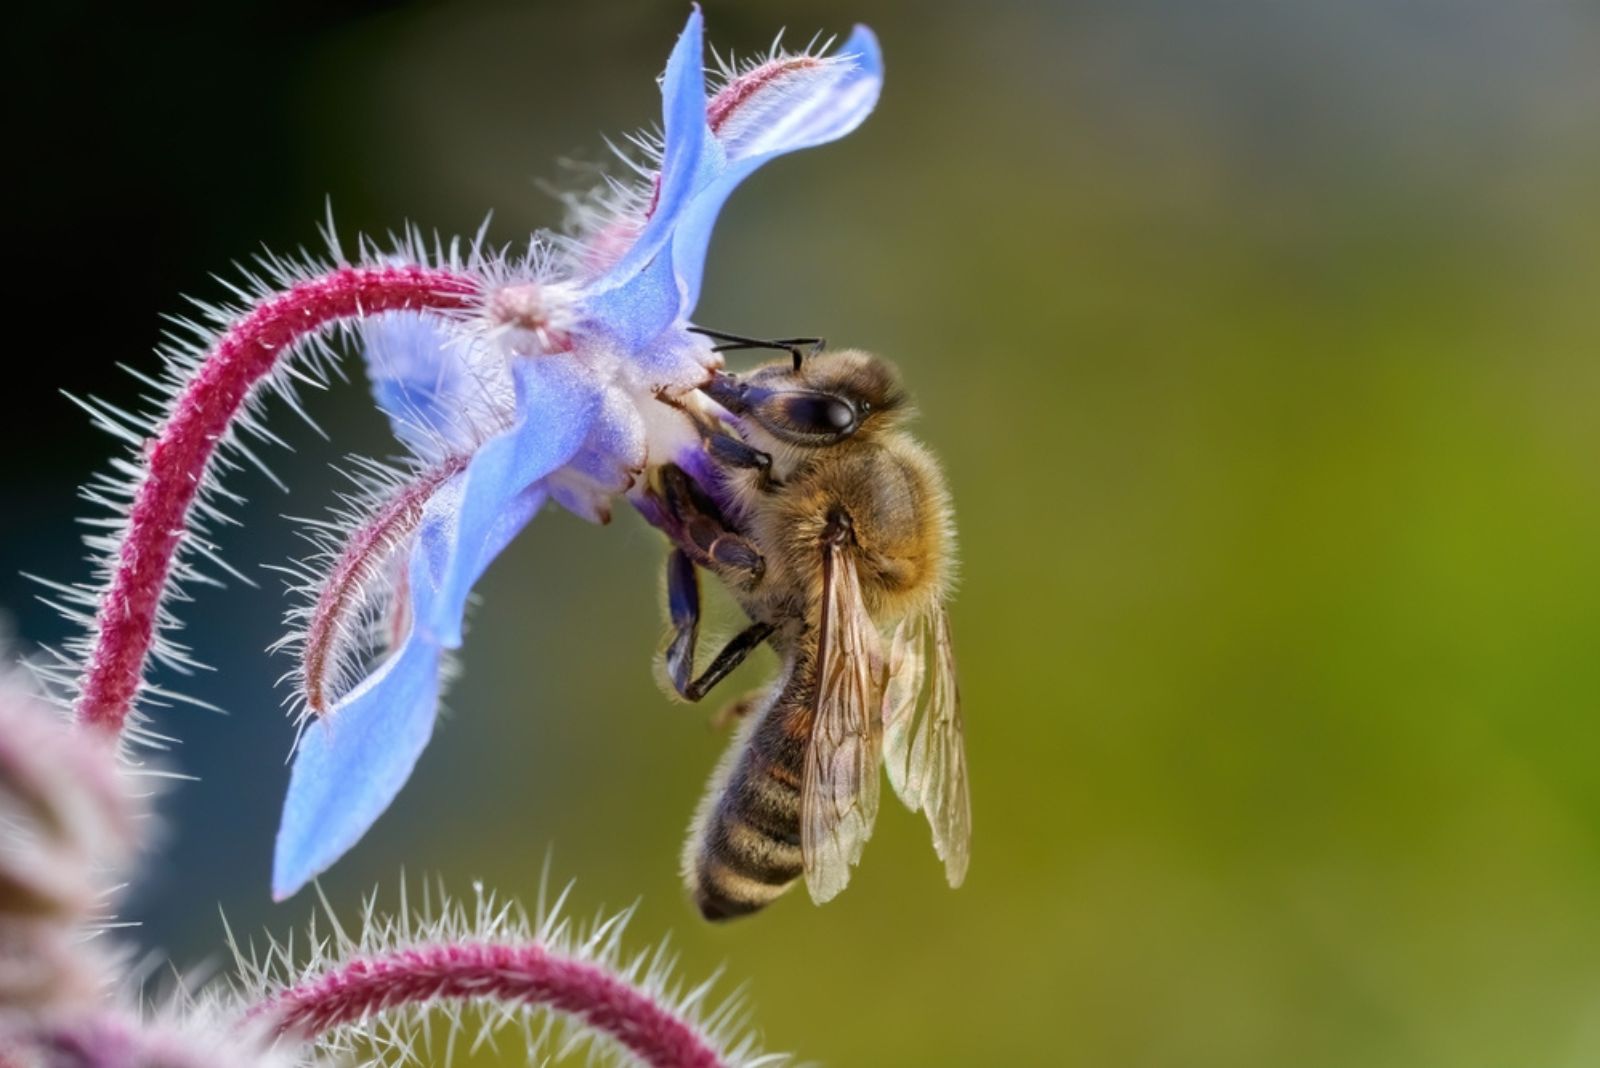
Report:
664,546,775,703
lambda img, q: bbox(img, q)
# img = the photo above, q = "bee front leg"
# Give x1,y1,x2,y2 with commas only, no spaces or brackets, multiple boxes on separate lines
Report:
653,383,779,490
703,426,779,491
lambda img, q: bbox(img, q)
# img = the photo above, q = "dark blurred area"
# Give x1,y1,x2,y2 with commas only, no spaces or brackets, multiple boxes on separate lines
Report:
6,2,1600,1065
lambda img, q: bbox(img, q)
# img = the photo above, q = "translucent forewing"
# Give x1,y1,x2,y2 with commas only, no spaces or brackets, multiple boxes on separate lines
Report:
883,605,971,887
801,532,886,904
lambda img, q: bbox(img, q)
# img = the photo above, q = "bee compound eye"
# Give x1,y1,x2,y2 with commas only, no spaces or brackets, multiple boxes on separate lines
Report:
781,394,856,434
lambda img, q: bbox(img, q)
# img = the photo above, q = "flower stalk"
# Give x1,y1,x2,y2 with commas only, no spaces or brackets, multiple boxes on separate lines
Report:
74,265,479,741
249,941,727,1068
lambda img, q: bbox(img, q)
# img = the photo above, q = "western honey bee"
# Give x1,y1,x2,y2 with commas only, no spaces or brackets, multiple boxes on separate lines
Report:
641,333,969,920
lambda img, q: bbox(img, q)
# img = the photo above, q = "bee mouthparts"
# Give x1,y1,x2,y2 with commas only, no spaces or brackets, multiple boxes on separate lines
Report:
701,372,749,413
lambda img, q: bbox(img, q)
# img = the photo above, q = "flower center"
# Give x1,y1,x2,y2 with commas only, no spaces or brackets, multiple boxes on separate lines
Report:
488,282,575,354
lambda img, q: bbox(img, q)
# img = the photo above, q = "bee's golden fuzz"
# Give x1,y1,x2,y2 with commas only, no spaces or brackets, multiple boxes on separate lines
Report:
671,350,966,919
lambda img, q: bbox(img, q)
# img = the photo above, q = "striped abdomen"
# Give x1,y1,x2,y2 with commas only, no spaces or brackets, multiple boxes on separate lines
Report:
686,672,812,921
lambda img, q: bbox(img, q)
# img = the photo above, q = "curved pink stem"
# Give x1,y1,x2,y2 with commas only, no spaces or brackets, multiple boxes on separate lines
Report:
75,265,480,739
248,941,726,1068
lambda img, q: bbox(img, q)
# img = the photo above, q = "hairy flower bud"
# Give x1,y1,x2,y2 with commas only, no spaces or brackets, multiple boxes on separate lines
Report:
0,659,137,1015
0,673,132,915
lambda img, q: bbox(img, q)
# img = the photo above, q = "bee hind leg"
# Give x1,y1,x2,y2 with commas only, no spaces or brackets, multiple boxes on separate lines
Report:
664,547,776,703
684,621,775,702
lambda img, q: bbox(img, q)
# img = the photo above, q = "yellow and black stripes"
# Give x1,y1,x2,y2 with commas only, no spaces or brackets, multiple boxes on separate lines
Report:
687,683,811,920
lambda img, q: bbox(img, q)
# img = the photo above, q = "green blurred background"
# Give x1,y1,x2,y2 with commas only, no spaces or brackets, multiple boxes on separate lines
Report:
6,1,1600,1064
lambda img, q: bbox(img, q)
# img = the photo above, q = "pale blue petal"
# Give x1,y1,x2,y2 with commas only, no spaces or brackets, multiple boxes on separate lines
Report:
427,355,600,645
581,253,687,352
584,21,884,343
363,312,473,458
588,8,710,298
274,356,598,899
620,326,716,387
273,614,441,900
672,28,883,312
563,383,646,488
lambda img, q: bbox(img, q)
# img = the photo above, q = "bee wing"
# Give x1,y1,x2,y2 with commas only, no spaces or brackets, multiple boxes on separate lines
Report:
801,532,886,904
882,605,971,887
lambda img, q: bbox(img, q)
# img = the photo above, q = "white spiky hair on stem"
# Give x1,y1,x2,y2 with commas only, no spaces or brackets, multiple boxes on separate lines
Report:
223,876,793,1068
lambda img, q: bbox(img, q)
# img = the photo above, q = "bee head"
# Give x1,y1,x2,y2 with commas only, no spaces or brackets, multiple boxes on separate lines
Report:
702,350,909,448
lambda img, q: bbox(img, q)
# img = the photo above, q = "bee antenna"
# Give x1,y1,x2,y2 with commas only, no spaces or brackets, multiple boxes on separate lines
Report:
687,326,826,370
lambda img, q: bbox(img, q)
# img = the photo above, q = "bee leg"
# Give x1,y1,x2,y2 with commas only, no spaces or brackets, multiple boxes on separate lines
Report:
703,428,779,491
699,530,765,583
683,621,776,702
658,462,725,532
664,547,775,702
659,464,766,586
649,382,776,487
664,547,702,699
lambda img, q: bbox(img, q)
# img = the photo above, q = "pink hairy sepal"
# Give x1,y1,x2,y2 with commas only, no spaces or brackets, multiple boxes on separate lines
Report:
249,941,727,1068
74,265,479,740
301,456,469,715
706,55,824,133
594,54,824,253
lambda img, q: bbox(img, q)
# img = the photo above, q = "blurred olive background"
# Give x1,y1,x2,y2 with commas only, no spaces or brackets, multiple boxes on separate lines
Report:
6,1,1600,1065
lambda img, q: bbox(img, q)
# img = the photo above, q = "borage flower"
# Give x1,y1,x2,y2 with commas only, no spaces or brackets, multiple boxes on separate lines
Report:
269,11,884,899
